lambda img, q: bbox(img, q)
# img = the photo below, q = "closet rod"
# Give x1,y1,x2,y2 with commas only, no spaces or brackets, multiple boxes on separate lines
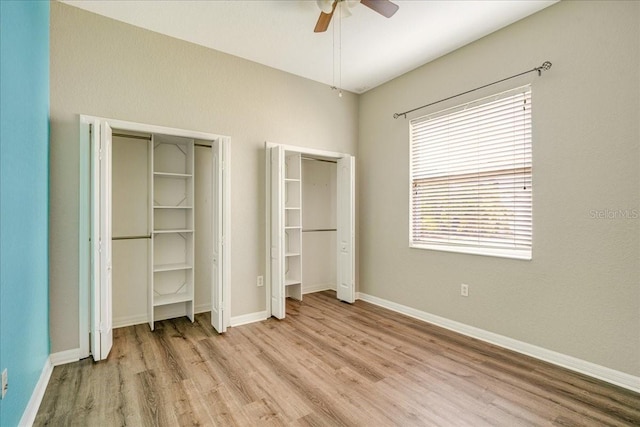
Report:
195,143,212,148
301,157,337,164
302,228,337,232
112,235,151,241
112,133,152,141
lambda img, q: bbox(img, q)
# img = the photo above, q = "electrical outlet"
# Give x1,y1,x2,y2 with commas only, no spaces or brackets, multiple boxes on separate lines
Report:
461,284,469,297
257,275,264,287
2,369,7,399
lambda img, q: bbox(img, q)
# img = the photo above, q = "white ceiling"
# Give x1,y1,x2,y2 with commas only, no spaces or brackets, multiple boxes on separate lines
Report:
61,0,557,94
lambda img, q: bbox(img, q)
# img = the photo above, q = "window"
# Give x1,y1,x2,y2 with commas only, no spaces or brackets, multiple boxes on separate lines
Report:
410,86,532,260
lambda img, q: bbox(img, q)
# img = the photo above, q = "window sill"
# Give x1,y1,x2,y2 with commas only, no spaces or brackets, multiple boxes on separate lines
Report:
410,242,531,261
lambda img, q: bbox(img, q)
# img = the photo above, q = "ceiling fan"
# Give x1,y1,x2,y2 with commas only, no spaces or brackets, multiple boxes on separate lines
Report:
314,0,399,33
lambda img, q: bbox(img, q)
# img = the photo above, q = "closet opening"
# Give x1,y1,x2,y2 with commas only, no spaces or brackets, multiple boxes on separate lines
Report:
300,157,337,296
265,143,355,320
79,116,230,361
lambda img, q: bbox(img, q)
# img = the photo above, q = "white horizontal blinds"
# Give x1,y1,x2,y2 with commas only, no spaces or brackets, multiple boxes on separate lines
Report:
410,86,532,255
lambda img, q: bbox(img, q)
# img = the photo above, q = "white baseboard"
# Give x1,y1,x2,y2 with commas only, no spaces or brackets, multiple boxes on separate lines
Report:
195,304,211,314
230,310,269,327
49,348,81,366
113,314,148,329
358,292,640,393
303,283,336,294
19,356,53,427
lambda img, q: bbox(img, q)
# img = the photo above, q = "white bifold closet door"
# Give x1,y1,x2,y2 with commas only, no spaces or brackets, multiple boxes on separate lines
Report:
270,145,286,319
91,121,114,361
196,141,226,333
336,155,355,303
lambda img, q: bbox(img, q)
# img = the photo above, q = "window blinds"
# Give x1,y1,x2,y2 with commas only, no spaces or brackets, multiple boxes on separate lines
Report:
410,86,532,259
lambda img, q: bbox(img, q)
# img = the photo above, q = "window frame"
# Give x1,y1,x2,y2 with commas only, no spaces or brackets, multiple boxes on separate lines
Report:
409,86,533,261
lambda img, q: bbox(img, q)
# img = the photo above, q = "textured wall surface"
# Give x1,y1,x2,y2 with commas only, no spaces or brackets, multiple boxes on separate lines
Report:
358,0,639,376
49,0,640,380
49,2,358,352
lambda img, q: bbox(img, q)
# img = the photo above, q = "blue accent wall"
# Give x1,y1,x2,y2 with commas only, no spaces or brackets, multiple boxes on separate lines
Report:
0,1,50,425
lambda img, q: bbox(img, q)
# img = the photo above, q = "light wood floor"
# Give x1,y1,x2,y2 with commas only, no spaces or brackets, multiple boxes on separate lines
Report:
36,291,640,426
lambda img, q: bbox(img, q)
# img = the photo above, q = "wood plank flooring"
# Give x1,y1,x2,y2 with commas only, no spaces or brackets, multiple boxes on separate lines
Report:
35,291,640,426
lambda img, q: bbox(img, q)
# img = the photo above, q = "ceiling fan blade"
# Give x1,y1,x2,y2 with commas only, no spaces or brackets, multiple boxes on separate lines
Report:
360,0,399,18
314,0,337,33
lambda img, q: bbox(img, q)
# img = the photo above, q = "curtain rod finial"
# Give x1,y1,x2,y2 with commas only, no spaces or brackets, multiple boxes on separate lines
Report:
537,61,552,76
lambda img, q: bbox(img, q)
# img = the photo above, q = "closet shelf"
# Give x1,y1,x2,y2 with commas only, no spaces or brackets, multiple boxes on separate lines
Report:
284,226,301,230
153,262,192,273
285,178,300,182
154,292,192,307
285,252,300,257
285,279,301,287
154,172,192,179
285,207,301,210
149,136,195,331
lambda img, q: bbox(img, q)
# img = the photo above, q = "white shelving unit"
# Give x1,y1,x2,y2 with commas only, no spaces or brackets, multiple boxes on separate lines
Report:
148,134,195,330
284,152,302,300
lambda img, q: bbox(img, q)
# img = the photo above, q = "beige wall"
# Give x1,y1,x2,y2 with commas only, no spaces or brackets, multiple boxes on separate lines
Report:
358,0,639,376
49,2,358,352
51,0,639,378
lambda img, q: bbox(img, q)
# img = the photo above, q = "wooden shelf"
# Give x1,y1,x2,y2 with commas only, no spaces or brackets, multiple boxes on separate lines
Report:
153,263,192,273
149,135,195,330
154,292,192,307
280,151,303,307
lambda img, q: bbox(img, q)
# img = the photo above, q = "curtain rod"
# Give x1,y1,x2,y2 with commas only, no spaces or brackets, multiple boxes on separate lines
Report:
393,61,552,119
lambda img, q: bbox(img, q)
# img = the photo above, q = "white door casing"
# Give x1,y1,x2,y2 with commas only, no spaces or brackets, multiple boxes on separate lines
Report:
337,155,355,303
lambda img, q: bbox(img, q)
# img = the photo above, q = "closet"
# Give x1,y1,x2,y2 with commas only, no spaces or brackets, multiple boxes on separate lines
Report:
82,116,229,361
266,143,355,319
301,157,337,295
